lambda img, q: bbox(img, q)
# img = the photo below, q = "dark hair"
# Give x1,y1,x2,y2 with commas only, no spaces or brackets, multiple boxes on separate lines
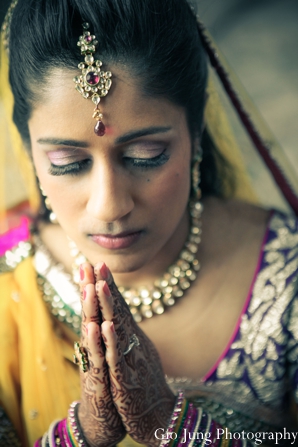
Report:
8,0,234,201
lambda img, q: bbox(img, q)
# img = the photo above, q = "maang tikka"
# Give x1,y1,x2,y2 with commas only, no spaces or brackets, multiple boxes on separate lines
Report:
73,23,112,136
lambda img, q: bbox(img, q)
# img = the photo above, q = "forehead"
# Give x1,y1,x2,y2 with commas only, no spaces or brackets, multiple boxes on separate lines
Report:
29,66,188,141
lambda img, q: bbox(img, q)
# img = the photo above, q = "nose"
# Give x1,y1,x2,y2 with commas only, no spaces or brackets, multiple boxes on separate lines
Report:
86,161,134,223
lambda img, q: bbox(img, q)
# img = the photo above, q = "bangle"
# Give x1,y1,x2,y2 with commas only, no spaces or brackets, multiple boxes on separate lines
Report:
68,401,88,447
161,397,253,447
172,400,189,447
160,391,186,447
41,431,50,447
34,413,88,447
48,420,61,447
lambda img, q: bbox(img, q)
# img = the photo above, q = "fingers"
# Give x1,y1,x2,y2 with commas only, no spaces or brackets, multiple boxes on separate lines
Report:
80,322,110,398
101,320,131,399
94,262,134,346
94,261,113,285
80,262,100,345
83,283,101,325
79,262,95,288
97,280,130,356
86,322,106,372
101,321,123,370
96,280,114,321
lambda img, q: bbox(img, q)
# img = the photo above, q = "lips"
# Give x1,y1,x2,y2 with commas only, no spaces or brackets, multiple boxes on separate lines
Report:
90,230,143,250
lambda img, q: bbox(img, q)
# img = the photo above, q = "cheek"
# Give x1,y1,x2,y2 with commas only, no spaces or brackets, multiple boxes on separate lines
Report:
145,160,191,215
33,152,82,217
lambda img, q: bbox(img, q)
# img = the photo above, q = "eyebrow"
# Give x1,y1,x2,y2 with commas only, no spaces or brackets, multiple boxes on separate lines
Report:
115,126,172,144
36,138,89,148
36,126,172,148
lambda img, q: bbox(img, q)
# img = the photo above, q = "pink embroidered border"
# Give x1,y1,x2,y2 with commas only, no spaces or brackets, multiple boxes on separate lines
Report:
202,210,273,381
0,216,30,256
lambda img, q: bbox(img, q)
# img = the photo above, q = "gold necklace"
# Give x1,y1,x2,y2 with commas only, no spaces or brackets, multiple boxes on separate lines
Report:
68,200,202,322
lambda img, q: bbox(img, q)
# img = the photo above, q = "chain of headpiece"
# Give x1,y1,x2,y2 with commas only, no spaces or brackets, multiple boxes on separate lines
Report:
73,22,112,137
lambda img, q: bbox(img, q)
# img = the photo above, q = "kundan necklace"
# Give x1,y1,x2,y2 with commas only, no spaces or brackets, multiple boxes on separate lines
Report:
68,200,203,322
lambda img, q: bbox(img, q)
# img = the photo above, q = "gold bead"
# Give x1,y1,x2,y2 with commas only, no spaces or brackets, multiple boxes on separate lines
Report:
152,289,162,299
142,296,153,305
132,296,141,307
163,294,175,306
169,276,178,286
173,286,183,298
179,278,191,290
140,288,150,298
186,242,198,254
191,226,200,235
169,265,181,277
130,308,142,323
193,259,201,271
164,286,173,294
152,301,165,315
141,305,153,318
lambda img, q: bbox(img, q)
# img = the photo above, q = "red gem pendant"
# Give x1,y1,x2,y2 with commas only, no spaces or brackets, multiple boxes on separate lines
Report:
94,121,105,136
86,71,100,86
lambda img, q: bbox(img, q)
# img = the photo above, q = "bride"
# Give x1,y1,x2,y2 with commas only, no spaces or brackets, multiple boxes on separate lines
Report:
0,0,297,446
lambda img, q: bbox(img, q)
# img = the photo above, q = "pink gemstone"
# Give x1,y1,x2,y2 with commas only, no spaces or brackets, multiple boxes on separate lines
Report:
86,71,99,85
85,35,92,43
94,121,105,136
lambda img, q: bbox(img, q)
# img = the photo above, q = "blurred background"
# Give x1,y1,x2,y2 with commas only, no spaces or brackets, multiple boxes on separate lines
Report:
1,0,297,211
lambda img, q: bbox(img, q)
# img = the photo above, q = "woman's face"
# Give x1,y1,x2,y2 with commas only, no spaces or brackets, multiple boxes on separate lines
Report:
29,67,192,278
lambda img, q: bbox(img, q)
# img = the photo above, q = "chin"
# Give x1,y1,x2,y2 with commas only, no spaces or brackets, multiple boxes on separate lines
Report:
88,249,149,275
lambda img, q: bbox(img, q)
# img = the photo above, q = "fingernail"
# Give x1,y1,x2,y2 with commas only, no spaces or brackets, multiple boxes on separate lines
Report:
103,282,111,298
100,263,109,280
80,265,85,281
110,322,115,333
83,287,87,300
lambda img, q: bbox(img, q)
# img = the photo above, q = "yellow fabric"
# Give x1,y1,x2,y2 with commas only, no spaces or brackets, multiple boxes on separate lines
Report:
0,38,40,230
0,257,80,446
205,74,258,203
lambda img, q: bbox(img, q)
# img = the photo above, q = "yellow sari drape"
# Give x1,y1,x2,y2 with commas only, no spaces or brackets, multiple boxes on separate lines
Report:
0,258,80,446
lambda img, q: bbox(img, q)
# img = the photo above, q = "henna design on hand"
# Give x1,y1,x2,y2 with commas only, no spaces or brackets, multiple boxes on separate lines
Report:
99,270,175,447
78,263,126,447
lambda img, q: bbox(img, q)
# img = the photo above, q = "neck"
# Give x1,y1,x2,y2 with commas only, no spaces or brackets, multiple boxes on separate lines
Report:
113,210,190,288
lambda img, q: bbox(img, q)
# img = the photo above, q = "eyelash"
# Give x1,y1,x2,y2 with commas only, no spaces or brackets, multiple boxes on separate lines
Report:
48,151,170,176
48,159,92,176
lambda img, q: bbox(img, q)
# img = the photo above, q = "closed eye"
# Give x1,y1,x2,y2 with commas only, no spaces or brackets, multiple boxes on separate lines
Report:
123,151,170,168
48,159,92,176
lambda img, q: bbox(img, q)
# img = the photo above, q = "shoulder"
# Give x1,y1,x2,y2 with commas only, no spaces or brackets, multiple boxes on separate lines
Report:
0,215,33,274
201,197,271,257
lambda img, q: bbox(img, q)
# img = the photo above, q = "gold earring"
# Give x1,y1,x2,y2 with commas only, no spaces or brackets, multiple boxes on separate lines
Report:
191,147,203,200
39,185,58,224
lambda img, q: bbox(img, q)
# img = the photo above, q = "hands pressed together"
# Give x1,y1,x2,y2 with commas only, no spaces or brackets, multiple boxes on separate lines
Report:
78,262,176,447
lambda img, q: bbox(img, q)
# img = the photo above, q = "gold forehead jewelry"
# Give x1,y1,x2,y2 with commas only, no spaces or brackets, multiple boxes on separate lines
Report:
73,22,112,137
68,199,203,322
